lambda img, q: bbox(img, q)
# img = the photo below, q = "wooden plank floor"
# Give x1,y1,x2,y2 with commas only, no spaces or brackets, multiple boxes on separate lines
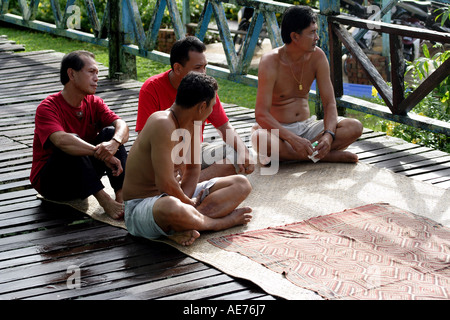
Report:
1,49,449,301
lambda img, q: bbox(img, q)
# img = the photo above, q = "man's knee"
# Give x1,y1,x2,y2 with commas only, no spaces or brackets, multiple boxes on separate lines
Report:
349,118,363,139
233,175,252,197
154,196,182,218
155,195,198,222
154,196,202,233
340,118,363,140
95,126,115,143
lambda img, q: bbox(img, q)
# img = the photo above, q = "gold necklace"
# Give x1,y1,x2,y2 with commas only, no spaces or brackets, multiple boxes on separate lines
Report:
284,49,306,91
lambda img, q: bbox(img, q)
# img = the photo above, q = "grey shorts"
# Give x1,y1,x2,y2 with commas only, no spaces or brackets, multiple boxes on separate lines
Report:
124,178,219,240
251,116,344,164
282,116,330,141
201,141,239,172
253,116,344,141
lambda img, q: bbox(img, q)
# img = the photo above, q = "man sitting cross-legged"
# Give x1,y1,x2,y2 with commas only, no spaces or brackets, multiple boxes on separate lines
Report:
252,6,363,164
123,72,252,246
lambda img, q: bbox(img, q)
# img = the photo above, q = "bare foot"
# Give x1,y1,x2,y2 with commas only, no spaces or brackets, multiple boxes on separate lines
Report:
94,189,124,219
321,150,358,163
219,206,253,230
169,230,201,246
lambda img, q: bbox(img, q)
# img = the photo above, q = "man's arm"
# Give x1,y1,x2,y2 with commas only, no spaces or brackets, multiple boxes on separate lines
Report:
49,131,124,173
94,119,129,161
49,131,97,156
112,118,130,145
180,126,202,198
136,88,156,133
313,49,338,159
254,54,284,134
150,119,195,206
181,163,201,198
136,73,174,133
215,121,254,174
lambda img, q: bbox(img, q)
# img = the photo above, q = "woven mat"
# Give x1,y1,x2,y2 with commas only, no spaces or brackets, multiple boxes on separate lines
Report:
208,203,450,300
37,162,450,299
164,162,450,300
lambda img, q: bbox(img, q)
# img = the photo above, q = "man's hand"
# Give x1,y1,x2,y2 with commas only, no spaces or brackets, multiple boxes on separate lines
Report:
191,190,205,208
236,151,255,175
313,134,333,160
236,163,255,175
288,135,314,158
94,140,120,161
104,156,123,176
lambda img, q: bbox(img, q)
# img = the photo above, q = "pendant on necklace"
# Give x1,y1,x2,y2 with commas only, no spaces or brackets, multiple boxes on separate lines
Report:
299,84,303,91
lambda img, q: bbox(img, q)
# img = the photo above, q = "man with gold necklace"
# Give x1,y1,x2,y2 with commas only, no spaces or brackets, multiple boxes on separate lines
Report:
252,6,363,164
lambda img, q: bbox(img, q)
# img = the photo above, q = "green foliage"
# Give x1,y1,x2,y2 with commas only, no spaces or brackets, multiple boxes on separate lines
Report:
374,44,450,153
434,4,450,27
406,44,450,112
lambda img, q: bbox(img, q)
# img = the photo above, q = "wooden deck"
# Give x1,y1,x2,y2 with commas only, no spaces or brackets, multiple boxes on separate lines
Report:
1,47,449,301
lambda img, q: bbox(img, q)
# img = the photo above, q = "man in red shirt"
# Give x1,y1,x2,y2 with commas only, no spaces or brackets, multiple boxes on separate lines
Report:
137,36,254,181
30,50,129,219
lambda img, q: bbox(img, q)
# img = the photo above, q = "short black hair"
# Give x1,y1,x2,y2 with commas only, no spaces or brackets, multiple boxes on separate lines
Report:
175,72,218,109
170,36,206,70
60,50,95,85
281,6,317,44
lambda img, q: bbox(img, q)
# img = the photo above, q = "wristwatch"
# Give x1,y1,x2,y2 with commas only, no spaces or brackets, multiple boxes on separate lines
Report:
323,130,335,141
112,136,122,145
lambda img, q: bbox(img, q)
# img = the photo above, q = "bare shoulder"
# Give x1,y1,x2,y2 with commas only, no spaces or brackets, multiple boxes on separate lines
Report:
261,47,283,66
311,47,328,65
259,47,282,76
141,110,174,138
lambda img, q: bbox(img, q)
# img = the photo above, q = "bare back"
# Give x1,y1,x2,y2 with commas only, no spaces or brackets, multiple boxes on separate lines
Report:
123,110,183,200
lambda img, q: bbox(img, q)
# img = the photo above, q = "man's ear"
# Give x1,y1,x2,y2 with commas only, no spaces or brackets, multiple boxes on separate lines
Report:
198,101,207,113
173,62,183,75
290,31,300,43
67,68,75,81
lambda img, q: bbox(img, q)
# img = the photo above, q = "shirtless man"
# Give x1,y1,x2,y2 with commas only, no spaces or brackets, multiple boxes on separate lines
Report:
123,72,252,246
252,6,363,164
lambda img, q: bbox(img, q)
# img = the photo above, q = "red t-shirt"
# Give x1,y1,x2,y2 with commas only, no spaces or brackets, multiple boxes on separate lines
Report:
30,92,120,192
136,70,229,134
